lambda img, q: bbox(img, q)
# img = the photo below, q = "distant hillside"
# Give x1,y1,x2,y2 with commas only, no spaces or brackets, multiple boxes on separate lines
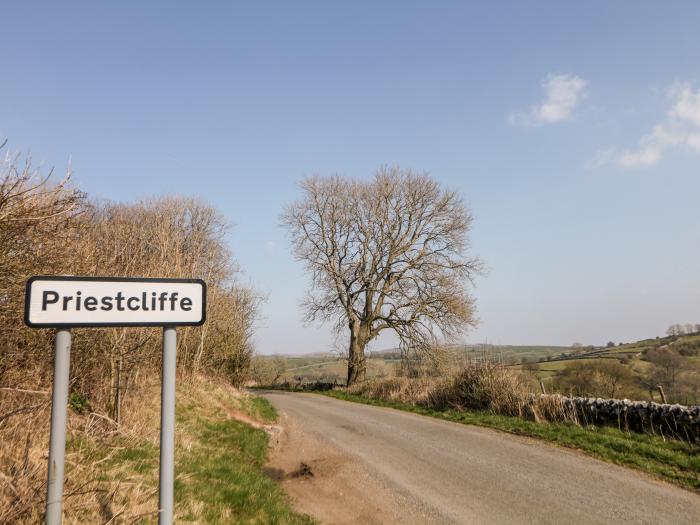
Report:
255,331,700,405
519,331,700,404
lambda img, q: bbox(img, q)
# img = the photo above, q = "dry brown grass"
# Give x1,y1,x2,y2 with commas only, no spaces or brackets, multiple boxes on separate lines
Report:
428,362,532,416
0,375,162,524
0,389,51,524
348,376,434,405
348,362,579,425
0,374,261,524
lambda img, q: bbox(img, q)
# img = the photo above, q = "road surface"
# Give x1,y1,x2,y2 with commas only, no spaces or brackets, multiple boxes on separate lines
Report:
262,391,700,525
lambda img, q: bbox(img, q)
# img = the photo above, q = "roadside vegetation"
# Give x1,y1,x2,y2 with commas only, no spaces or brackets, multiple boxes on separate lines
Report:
1,146,259,412
0,145,304,522
2,376,311,523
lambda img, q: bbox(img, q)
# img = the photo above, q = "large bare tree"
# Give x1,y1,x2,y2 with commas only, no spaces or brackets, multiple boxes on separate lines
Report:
282,167,481,385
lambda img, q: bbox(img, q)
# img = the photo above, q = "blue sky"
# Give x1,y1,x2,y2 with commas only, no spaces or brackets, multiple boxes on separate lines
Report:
2,2,699,353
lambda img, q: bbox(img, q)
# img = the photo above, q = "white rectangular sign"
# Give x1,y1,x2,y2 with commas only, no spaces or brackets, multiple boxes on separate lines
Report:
25,276,206,328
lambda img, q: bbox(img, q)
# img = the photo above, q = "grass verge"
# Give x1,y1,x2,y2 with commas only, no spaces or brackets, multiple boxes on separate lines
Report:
320,389,700,492
60,379,312,524
174,383,312,524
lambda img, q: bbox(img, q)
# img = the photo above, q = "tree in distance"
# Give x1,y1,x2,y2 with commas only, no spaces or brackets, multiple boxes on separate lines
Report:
555,360,634,399
281,167,482,386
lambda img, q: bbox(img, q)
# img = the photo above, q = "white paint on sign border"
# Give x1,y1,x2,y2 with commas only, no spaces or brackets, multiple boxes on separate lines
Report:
24,276,206,328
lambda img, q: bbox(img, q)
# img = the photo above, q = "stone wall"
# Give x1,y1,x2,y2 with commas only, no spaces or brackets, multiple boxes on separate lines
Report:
546,394,700,443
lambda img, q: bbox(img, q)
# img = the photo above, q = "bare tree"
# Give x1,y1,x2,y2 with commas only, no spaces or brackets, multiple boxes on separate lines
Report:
666,324,686,336
647,347,684,400
281,167,481,385
0,143,85,386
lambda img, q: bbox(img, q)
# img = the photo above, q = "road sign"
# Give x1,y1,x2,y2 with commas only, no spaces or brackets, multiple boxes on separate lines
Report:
25,276,206,525
25,276,206,328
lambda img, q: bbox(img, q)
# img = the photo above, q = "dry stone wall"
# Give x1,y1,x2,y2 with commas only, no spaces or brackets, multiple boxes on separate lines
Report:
547,394,700,443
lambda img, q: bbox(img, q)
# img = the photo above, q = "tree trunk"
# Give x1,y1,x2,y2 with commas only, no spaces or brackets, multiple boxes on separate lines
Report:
347,324,367,386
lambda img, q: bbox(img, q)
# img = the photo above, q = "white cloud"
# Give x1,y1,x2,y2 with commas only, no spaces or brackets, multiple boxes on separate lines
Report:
509,74,588,126
265,240,276,253
669,82,700,126
595,82,700,169
585,149,616,170
618,145,662,168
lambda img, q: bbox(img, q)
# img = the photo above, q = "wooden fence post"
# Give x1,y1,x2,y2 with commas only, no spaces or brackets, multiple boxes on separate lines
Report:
657,385,668,404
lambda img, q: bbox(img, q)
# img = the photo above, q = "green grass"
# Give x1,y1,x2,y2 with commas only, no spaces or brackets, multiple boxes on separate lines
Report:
173,388,313,524
320,390,700,492
176,408,311,524
67,383,312,524
243,395,280,424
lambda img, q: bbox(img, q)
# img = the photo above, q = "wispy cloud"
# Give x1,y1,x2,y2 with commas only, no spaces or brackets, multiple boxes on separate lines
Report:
265,240,276,253
595,82,700,169
585,149,615,171
509,74,588,127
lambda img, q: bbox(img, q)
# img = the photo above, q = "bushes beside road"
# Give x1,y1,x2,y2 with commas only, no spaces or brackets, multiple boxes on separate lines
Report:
0,146,265,520
1,146,259,415
348,362,573,421
346,362,700,443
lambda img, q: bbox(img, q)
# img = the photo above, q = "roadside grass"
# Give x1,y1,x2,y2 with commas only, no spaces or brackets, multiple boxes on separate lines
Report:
61,379,312,524
243,395,279,424
175,384,312,524
320,390,700,492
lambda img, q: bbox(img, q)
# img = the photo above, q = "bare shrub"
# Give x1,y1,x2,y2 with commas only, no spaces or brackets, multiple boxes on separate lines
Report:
0,390,51,524
0,146,85,389
2,189,260,416
348,376,434,405
553,360,635,399
427,362,532,417
348,363,580,425
0,144,261,520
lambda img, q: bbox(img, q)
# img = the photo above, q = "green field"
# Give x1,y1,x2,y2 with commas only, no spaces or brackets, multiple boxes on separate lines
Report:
261,344,574,384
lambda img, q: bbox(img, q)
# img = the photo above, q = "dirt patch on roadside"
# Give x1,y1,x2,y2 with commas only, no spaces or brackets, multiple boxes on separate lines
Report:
265,411,441,525
222,403,283,442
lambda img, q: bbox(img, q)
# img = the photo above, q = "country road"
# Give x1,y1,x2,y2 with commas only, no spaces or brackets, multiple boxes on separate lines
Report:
262,391,700,525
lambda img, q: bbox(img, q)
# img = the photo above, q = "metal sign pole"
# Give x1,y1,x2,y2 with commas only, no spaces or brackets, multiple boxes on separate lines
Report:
46,329,72,525
159,326,177,525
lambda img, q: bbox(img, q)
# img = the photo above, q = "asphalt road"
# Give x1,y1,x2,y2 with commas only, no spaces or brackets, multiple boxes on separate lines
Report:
263,391,700,525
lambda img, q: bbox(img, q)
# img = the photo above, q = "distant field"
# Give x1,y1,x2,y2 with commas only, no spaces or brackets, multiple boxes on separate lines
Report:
262,344,575,384
275,355,393,383
260,333,700,405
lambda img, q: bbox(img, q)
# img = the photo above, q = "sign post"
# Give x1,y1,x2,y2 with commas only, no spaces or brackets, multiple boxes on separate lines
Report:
159,326,177,525
25,276,206,525
46,329,71,525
